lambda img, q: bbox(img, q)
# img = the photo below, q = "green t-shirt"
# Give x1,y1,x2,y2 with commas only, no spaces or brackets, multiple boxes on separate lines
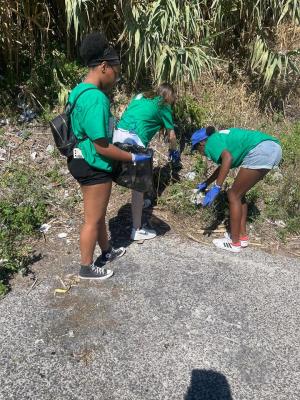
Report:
117,94,174,147
204,128,280,168
69,83,115,172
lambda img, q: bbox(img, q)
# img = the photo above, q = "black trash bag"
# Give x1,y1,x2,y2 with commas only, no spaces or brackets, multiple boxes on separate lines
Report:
112,143,154,193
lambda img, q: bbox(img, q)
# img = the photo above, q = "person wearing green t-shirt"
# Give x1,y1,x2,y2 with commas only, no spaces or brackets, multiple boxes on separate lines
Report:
113,83,180,241
67,32,151,280
191,126,282,253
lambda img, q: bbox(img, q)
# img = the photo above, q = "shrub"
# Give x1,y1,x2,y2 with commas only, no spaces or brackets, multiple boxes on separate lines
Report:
0,166,49,293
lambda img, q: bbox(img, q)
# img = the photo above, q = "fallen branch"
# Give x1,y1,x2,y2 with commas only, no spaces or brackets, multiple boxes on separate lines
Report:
185,233,209,246
27,278,38,295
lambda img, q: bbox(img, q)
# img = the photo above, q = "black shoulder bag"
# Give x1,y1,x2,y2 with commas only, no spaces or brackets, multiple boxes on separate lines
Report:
49,87,97,158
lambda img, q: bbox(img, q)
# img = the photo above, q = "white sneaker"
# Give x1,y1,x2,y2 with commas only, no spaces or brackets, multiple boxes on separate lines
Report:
213,238,241,253
224,232,249,248
131,227,157,241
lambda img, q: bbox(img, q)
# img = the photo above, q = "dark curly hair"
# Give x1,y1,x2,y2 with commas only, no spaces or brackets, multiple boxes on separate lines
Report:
80,32,120,67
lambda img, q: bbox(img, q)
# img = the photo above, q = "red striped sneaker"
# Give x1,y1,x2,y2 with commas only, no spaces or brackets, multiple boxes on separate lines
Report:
224,232,249,248
213,238,241,253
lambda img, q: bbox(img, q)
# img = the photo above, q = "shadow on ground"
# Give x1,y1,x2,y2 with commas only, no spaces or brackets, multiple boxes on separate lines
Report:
184,369,233,400
200,193,261,236
109,203,171,248
152,161,181,203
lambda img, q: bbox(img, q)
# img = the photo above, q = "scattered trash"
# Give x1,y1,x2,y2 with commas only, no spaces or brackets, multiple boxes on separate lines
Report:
0,118,9,126
56,275,67,288
18,109,37,123
185,171,197,181
30,152,37,161
15,130,31,140
190,189,205,206
54,274,80,296
275,220,286,228
57,232,67,239
68,330,75,338
54,287,70,295
39,223,51,233
143,199,152,208
0,148,6,161
46,144,54,154
266,219,287,228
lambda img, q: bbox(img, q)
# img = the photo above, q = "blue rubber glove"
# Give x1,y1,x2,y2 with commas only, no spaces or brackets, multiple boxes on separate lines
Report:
132,153,151,164
202,185,221,207
168,150,181,163
197,182,207,192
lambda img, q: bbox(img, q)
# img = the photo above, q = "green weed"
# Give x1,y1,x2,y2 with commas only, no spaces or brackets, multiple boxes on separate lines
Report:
175,95,206,136
280,123,300,166
46,166,66,186
0,166,49,294
158,179,198,216
194,155,207,176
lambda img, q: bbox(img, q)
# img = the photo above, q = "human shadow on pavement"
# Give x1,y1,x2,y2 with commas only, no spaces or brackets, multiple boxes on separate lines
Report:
184,369,233,400
108,203,170,248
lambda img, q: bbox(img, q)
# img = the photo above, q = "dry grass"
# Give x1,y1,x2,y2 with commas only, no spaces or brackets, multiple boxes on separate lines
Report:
190,74,263,129
275,23,300,52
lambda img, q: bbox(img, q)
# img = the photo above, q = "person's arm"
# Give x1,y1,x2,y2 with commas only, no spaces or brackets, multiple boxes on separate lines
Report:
167,129,177,150
204,167,220,186
199,151,232,206
215,150,232,186
93,138,132,162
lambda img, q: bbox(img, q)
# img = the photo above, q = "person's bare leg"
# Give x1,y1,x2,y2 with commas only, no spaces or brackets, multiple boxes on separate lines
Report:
131,190,144,230
240,197,248,237
228,168,268,243
80,182,112,266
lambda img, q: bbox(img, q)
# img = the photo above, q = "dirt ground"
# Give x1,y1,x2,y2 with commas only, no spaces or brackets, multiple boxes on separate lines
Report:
1,122,299,274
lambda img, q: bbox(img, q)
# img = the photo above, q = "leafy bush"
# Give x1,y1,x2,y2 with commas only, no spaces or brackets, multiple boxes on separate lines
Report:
27,50,86,107
174,95,207,149
0,167,49,295
280,123,300,165
2,1,299,110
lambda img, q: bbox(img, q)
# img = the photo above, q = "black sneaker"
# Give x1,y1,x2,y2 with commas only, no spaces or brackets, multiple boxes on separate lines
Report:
79,264,114,280
95,246,126,266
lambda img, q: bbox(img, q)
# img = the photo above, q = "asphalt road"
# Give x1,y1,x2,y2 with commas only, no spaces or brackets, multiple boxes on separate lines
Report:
0,233,299,400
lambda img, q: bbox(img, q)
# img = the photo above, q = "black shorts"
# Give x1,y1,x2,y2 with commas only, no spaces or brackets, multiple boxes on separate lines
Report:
67,158,112,186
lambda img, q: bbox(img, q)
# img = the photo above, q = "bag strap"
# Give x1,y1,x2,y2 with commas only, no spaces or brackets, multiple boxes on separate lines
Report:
66,87,99,144
66,87,99,115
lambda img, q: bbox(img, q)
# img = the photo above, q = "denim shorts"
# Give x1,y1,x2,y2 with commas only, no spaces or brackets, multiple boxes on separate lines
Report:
241,141,282,170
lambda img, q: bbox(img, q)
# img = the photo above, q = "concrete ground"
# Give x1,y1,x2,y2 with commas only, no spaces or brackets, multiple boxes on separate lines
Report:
0,233,299,400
